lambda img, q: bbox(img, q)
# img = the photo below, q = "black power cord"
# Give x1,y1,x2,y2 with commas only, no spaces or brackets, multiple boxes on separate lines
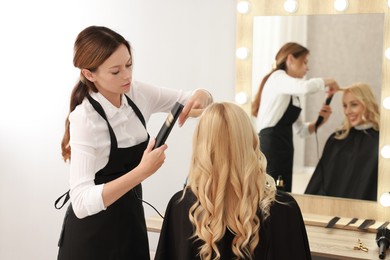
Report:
134,189,164,219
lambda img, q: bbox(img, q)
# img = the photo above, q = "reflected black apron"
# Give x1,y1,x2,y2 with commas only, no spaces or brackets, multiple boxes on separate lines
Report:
56,95,150,260
259,96,301,192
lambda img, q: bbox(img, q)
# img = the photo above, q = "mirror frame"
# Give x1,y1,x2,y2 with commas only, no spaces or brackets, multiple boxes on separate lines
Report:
235,0,390,221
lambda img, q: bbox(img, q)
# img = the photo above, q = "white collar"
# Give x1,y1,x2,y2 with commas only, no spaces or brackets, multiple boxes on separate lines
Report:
354,123,373,130
89,92,129,119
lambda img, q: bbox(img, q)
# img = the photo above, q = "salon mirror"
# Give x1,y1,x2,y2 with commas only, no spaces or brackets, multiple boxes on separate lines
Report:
252,13,383,198
236,0,390,221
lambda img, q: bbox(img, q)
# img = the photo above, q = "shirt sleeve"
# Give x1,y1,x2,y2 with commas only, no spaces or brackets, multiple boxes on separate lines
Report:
293,115,311,138
129,81,192,120
271,70,325,96
68,107,106,219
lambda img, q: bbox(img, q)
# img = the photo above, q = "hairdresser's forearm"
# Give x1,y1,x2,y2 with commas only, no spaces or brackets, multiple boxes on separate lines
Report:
101,167,146,208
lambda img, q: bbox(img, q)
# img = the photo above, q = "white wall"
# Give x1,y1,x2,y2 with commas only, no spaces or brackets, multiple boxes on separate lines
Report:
0,1,236,259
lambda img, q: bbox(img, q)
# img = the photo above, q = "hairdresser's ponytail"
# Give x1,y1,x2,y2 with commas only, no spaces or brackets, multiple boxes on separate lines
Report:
251,69,276,117
61,80,90,161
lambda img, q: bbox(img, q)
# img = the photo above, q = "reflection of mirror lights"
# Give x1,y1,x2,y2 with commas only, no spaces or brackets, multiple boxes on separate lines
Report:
383,96,390,110
380,192,390,207
236,47,249,59
284,0,298,13
237,1,250,14
334,0,348,11
235,91,249,105
388,0,390,8
381,145,390,159
385,48,390,60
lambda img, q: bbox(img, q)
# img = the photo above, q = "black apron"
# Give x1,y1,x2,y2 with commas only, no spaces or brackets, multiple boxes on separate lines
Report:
259,96,301,192
56,95,150,260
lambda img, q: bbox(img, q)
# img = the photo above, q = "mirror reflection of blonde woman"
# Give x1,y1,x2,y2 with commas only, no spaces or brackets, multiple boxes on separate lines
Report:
305,83,380,201
155,102,311,260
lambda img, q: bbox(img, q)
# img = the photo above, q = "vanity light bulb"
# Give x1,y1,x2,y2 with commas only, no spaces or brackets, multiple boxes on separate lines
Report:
236,47,249,60
380,192,390,207
235,91,249,105
385,48,390,60
283,0,298,13
237,1,250,14
388,0,390,8
383,96,390,110
334,0,348,12
381,145,390,159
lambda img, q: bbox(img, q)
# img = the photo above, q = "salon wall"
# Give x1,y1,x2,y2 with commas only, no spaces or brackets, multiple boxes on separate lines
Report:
0,1,236,259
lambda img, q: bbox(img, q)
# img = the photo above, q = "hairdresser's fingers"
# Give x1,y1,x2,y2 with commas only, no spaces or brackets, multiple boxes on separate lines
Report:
188,109,204,117
178,103,191,127
145,138,156,153
328,82,341,95
139,143,168,177
178,90,212,126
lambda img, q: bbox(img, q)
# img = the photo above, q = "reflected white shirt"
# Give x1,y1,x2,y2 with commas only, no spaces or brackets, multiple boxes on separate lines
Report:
256,70,325,137
68,81,192,218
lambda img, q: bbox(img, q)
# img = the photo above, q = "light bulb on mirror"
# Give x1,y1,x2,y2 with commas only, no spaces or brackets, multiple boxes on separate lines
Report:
385,48,390,60
383,96,390,110
381,145,390,159
236,47,249,60
235,91,248,105
380,192,390,207
237,1,250,14
334,0,349,11
388,0,390,8
284,0,298,13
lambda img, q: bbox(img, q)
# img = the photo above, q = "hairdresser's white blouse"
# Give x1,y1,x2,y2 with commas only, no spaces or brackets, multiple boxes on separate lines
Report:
256,70,325,136
68,81,192,218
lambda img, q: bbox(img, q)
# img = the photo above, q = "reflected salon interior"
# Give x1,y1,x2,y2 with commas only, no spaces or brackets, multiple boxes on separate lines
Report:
235,0,390,258
1,0,390,259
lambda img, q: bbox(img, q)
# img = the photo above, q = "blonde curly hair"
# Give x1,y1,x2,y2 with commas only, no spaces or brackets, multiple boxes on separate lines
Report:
336,82,380,139
185,102,276,259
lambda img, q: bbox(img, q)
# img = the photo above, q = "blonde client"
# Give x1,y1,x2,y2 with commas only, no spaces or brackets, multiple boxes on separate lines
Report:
155,102,311,260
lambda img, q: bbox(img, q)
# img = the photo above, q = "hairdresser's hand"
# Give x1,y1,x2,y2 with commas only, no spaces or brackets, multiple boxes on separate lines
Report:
178,89,213,126
318,104,332,125
323,78,340,95
138,138,167,178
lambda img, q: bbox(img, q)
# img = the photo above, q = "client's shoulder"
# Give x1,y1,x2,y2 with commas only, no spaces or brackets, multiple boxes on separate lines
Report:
272,191,301,211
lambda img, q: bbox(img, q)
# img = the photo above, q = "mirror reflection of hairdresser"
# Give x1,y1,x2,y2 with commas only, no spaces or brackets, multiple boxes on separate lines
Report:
305,83,380,201
252,42,340,192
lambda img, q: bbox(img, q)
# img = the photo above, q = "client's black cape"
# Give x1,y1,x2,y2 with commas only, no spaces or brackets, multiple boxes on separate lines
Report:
155,190,311,260
305,128,378,201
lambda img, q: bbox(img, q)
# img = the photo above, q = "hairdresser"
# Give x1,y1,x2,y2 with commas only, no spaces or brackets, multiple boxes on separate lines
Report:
55,25,212,260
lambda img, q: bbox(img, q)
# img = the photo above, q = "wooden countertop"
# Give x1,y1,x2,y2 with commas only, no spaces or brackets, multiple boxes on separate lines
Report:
146,214,390,259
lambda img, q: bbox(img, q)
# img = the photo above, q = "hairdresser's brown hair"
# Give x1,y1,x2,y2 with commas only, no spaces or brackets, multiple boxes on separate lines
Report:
251,42,309,117
61,26,131,161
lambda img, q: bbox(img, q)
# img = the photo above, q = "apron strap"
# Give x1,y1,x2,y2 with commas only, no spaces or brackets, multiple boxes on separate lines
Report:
87,94,118,148
54,94,147,210
124,95,146,128
54,190,70,209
